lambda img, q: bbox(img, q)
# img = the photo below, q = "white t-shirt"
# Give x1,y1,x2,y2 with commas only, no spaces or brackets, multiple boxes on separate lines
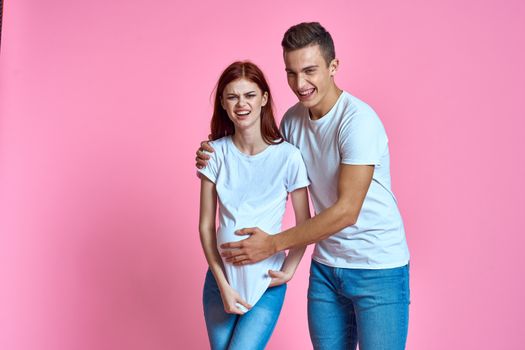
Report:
198,136,310,309
281,91,410,269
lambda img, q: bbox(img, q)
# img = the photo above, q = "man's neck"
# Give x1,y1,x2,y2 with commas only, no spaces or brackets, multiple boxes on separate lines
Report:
309,85,343,120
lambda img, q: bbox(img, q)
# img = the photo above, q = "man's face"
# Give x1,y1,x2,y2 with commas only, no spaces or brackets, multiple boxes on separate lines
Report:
284,44,337,110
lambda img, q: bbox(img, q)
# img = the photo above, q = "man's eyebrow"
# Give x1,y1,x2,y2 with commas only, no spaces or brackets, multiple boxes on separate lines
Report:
302,65,319,71
285,65,319,73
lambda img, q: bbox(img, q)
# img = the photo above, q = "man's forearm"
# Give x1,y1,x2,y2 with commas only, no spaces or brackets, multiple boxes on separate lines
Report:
273,201,358,252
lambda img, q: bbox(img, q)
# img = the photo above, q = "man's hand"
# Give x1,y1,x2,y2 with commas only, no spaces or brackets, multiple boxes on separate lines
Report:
195,140,214,169
220,227,277,265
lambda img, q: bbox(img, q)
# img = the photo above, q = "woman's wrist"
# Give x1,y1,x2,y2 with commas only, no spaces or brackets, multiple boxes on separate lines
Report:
281,267,295,279
218,281,232,293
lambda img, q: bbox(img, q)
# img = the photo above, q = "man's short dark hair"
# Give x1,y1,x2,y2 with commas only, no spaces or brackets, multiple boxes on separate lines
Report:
281,22,336,66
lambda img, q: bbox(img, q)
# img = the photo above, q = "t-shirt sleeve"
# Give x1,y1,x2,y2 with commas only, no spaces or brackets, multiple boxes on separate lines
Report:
285,147,310,193
339,111,388,166
196,141,219,183
279,115,289,141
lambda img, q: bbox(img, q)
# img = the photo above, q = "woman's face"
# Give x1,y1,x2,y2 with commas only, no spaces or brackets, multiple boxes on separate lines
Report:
221,78,268,131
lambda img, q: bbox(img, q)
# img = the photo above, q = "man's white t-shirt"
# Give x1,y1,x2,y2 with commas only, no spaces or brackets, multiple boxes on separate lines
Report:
198,136,310,308
281,91,410,269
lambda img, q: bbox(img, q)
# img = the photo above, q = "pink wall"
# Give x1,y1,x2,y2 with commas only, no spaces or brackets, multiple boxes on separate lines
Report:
1,0,524,349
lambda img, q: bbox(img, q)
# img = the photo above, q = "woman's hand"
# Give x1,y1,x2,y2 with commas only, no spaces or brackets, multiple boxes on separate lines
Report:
268,269,293,287
219,285,252,315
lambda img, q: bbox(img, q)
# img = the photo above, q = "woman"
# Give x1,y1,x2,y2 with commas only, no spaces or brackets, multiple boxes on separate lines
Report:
198,61,311,349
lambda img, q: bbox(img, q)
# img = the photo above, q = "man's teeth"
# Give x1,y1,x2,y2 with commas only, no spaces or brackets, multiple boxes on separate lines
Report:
299,89,314,96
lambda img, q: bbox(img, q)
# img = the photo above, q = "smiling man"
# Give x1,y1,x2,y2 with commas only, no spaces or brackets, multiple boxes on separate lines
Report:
196,22,410,350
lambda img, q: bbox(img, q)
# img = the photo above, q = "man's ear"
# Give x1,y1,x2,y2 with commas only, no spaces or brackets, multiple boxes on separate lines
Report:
329,58,339,77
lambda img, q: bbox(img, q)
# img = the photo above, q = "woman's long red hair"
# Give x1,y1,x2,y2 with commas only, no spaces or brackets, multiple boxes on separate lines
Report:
210,61,283,144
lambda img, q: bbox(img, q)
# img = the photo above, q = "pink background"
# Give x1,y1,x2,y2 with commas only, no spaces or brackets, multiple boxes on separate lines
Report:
1,0,524,349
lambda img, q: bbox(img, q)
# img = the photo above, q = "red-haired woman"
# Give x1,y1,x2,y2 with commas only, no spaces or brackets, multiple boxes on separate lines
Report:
197,61,310,349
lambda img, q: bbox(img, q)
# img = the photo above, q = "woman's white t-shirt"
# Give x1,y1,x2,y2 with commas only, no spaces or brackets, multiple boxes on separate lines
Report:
198,136,310,310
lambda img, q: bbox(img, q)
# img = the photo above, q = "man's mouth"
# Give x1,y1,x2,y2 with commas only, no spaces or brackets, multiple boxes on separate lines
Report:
298,88,315,98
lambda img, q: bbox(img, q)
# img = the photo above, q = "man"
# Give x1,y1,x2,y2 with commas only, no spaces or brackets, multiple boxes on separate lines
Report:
196,22,410,350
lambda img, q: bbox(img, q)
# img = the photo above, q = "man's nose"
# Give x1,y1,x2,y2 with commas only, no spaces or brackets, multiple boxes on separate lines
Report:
296,74,307,90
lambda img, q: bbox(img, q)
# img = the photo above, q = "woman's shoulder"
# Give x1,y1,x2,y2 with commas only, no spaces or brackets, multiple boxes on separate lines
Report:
275,139,299,150
208,135,232,155
273,140,302,157
209,135,230,148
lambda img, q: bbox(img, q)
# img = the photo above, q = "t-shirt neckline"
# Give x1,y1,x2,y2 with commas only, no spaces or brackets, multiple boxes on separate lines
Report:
227,135,274,160
307,91,347,125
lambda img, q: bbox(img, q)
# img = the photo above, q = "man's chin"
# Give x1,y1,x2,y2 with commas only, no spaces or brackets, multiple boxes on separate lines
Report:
298,98,317,109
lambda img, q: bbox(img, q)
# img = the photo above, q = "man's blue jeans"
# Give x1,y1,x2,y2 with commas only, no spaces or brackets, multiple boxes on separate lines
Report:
308,260,410,350
202,270,286,350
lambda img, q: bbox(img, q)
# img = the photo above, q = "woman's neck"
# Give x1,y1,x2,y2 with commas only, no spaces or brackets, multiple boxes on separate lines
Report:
232,126,268,156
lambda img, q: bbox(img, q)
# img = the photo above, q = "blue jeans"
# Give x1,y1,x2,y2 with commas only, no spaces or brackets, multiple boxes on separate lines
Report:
308,260,410,350
202,270,286,350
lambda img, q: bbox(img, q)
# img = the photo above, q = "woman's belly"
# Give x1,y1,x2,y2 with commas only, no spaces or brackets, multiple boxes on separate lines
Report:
217,226,286,308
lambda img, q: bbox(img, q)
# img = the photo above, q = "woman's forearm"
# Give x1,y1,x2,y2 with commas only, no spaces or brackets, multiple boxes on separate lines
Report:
281,246,306,276
281,187,311,276
199,226,230,290
199,178,231,291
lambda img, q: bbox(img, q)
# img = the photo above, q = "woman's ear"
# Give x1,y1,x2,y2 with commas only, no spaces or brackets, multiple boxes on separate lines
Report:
262,91,269,107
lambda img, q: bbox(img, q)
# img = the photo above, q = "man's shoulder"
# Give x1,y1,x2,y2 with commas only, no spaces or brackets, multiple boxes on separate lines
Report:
339,92,378,120
337,92,387,143
334,92,385,135
282,101,306,123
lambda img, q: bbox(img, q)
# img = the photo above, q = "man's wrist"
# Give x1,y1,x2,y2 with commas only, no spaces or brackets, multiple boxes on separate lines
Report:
269,234,282,254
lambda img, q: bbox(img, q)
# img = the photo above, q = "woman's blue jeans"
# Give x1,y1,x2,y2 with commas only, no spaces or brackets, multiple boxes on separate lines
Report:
308,260,410,350
202,270,286,350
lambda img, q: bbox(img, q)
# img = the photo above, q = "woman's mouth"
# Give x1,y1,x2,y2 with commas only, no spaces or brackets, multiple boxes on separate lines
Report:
234,110,251,118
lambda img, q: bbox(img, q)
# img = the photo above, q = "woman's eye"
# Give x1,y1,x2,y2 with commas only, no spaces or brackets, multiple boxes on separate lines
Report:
227,96,237,100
